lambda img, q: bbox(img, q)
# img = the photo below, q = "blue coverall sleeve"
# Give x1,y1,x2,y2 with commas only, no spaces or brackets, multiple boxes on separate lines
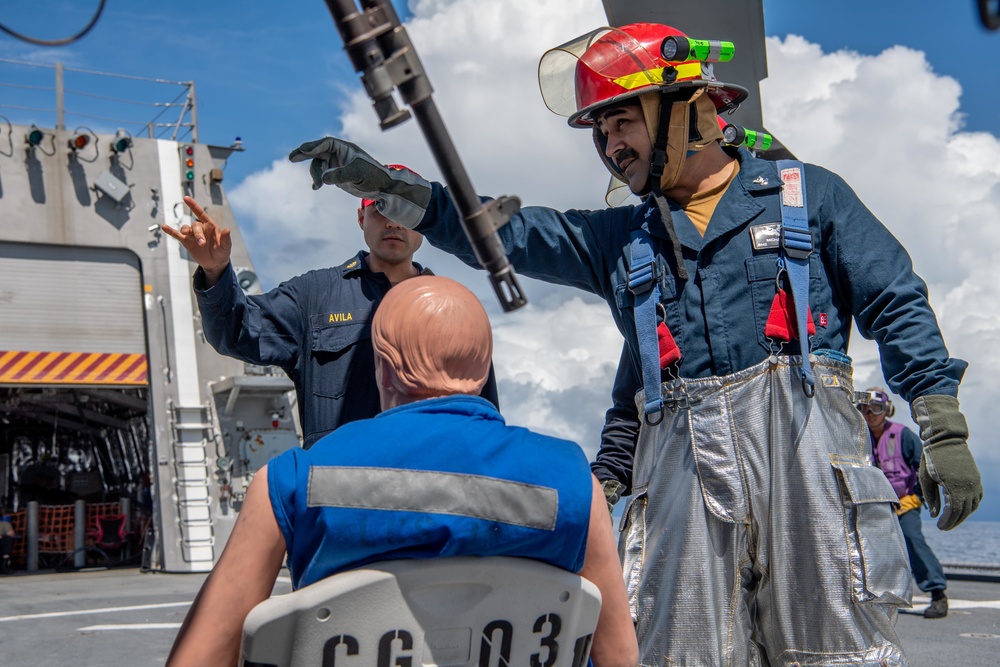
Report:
900,426,925,502
194,263,304,370
592,342,640,495
817,168,967,401
416,182,620,298
901,426,924,469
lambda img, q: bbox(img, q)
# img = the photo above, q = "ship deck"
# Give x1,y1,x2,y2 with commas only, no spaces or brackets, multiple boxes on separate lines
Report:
1,567,998,665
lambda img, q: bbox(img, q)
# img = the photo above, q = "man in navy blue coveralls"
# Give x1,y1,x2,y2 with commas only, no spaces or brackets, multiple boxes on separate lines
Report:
161,186,498,448
287,22,983,667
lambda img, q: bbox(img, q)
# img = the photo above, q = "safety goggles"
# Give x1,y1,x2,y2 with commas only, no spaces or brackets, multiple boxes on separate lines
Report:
856,402,887,415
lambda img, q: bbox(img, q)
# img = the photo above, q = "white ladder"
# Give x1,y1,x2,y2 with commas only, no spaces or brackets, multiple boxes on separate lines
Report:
170,402,216,566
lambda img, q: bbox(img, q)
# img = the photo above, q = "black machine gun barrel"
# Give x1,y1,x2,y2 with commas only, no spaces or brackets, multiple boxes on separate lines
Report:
322,0,527,312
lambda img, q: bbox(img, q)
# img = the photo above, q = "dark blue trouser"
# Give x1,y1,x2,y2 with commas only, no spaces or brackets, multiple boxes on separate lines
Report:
898,508,946,593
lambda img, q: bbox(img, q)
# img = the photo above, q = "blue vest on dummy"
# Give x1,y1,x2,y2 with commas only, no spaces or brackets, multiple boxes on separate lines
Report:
268,395,593,589
873,421,916,499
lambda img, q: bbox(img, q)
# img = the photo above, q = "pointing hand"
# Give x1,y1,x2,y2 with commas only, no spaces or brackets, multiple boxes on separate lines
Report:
161,196,233,286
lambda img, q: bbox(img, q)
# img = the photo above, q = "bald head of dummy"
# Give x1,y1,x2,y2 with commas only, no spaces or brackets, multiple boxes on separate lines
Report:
372,275,493,410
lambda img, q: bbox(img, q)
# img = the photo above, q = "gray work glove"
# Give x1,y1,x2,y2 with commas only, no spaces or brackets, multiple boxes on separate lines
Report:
288,137,431,230
910,394,982,530
601,479,624,516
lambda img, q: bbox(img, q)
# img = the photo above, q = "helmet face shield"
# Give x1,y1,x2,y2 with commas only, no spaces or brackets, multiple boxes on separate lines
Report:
539,27,612,121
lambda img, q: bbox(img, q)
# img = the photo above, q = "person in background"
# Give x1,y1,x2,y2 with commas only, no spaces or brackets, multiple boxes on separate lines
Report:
160,166,498,449
0,515,15,574
166,275,637,667
860,387,949,618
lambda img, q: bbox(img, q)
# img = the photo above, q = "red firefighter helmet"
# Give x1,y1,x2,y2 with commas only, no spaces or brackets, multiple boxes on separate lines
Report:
539,23,748,128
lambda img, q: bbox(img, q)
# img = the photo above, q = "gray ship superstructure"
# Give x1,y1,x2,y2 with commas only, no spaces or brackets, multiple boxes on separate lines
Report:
0,59,301,573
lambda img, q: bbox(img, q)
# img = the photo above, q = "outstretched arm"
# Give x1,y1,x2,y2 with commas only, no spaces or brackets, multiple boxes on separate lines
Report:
161,196,233,287
580,475,638,667
167,466,286,667
288,136,619,298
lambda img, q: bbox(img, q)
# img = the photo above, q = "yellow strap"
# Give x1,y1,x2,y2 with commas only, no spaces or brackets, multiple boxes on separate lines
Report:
613,63,703,91
896,493,922,516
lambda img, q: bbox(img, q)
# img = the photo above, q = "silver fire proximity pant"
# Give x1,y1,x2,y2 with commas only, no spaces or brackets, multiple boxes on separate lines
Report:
620,355,912,667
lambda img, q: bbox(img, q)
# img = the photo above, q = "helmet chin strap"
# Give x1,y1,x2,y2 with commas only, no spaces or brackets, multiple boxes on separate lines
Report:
641,89,713,282
646,94,692,197
644,88,722,197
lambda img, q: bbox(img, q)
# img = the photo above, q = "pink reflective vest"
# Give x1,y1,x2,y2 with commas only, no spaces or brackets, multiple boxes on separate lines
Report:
872,421,917,499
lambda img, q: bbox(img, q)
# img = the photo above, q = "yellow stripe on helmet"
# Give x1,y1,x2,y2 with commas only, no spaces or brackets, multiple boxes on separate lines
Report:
613,62,704,91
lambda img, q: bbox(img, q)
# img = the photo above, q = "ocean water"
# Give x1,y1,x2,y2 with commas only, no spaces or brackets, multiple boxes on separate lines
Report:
921,520,1000,565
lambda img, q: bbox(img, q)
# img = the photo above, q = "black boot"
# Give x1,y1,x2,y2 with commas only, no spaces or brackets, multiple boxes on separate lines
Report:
924,590,948,618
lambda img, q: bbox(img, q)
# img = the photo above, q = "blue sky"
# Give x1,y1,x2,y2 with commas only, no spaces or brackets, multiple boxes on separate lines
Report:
3,1,996,183
3,1,1000,522
766,0,999,133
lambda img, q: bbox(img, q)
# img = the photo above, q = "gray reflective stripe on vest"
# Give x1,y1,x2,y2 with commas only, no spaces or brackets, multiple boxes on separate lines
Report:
307,466,559,531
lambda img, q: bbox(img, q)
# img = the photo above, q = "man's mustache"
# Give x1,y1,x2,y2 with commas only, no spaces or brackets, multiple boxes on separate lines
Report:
616,147,640,172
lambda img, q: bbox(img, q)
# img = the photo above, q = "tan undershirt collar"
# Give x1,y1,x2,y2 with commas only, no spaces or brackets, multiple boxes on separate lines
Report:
674,160,740,237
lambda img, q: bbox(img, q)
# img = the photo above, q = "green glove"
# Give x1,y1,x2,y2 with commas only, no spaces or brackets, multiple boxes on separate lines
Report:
910,394,982,530
601,478,623,516
288,137,431,229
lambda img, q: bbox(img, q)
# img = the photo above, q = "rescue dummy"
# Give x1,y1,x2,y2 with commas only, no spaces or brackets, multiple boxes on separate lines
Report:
166,276,637,667
288,22,981,666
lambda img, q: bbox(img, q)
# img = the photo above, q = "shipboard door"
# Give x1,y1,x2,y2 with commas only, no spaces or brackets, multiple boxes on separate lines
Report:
0,242,148,386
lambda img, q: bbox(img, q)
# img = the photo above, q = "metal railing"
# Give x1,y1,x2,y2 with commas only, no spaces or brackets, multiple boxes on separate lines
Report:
942,560,1000,582
0,58,198,141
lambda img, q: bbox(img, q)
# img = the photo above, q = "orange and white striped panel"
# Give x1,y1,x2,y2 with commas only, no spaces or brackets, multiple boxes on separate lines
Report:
0,350,148,386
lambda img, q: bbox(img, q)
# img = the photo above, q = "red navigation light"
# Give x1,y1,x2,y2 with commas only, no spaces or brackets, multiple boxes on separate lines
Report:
69,132,90,150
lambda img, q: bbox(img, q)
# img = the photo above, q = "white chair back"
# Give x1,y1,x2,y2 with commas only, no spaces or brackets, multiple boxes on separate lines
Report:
240,556,602,667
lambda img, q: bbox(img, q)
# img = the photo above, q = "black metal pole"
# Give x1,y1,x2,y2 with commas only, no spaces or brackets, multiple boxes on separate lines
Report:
322,0,527,311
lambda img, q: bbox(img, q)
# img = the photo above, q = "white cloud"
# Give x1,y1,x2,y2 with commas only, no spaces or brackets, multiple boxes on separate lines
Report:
490,297,623,458
339,0,610,211
230,5,1000,493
